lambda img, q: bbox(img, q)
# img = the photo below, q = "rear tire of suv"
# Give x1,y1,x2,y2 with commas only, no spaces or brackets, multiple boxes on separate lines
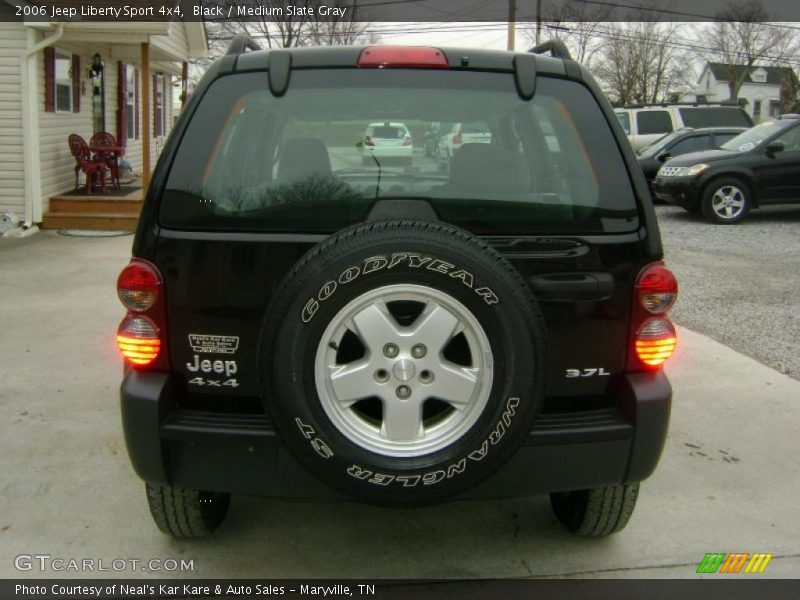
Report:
260,219,548,506
550,483,639,536
701,177,751,224
145,483,230,538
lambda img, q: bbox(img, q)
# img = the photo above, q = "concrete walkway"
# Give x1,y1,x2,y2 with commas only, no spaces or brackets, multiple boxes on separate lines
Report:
1,232,798,579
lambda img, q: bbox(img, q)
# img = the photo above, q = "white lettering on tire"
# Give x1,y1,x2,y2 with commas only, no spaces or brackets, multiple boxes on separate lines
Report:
294,418,334,459
344,396,520,488
301,253,499,322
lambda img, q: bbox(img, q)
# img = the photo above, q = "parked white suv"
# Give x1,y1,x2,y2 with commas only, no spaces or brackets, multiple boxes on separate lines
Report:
615,104,752,151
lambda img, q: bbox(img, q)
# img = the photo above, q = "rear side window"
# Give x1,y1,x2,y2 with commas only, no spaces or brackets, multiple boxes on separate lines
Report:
636,111,673,135
669,135,711,155
161,70,638,235
714,133,739,146
616,112,631,134
680,107,752,128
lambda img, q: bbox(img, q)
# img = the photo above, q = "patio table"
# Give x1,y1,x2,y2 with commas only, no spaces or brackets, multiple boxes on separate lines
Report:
90,144,125,190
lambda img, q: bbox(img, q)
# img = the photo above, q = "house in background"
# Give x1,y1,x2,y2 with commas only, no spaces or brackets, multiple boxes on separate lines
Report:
695,62,799,123
0,1,207,231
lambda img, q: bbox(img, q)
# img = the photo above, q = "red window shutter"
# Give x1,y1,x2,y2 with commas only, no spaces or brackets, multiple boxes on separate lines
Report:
72,54,80,113
44,47,55,112
153,74,159,137
134,69,140,139
117,62,127,146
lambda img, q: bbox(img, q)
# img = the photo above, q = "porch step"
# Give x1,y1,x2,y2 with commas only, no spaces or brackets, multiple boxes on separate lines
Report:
49,197,143,214
41,212,139,231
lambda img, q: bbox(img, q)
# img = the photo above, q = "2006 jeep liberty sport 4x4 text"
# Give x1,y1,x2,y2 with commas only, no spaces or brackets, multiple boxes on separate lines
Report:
116,39,678,538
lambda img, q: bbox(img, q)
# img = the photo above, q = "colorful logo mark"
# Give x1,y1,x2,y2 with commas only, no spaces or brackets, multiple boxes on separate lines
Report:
697,552,773,574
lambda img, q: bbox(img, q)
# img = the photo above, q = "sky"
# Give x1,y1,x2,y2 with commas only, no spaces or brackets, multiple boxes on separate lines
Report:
365,22,522,50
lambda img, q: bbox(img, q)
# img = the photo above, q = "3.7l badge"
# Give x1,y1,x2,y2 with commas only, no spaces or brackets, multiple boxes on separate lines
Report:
565,368,610,378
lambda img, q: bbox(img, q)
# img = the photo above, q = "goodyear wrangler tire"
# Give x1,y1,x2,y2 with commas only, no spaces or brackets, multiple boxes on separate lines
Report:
260,220,547,506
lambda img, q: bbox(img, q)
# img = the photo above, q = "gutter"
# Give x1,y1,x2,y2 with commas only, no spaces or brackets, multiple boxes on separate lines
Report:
20,23,64,230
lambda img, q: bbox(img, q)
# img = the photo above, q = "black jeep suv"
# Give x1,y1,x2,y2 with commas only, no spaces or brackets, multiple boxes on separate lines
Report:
117,39,678,538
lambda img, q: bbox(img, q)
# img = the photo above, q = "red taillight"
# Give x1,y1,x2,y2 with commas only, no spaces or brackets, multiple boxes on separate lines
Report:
364,136,374,146
357,46,448,69
403,137,413,146
452,127,463,146
116,258,169,370
637,263,678,314
117,260,160,312
628,262,679,371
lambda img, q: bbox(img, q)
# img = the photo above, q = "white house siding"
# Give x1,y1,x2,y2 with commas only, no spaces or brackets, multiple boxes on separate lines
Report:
698,67,784,122
0,22,26,216
35,36,176,212
736,83,781,121
120,67,174,181
37,41,118,206
150,21,189,65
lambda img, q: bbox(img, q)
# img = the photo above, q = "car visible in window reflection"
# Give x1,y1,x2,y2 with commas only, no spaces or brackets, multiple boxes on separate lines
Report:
437,122,492,164
653,114,800,223
637,127,747,192
361,122,413,165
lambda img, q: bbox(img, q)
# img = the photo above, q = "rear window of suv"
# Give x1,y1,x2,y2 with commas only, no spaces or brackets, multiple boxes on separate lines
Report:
368,125,407,139
679,107,752,128
160,69,638,235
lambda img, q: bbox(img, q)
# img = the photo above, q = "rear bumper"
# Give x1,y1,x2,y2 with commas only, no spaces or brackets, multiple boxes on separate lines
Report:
364,146,413,158
120,371,671,499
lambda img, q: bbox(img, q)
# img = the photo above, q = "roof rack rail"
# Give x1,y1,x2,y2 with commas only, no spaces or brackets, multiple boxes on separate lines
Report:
621,101,745,109
528,39,572,60
227,35,262,56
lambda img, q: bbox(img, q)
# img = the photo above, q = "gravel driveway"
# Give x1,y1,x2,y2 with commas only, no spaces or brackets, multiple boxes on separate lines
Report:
655,203,800,380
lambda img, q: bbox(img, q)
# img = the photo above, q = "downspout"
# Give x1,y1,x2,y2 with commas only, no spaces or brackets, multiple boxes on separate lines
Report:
20,23,64,229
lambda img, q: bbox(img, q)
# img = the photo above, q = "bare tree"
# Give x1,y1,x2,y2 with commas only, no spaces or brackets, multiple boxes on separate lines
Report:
592,16,691,106
205,0,313,49
203,1,379,50
779,71,800,113
304,1,381,46
526,0,616,66
706,0,799,100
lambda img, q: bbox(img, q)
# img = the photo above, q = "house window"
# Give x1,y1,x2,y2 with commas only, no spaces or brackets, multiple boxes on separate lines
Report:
751,70,767,83
126,67,137,141
55,50,72,113
753,100,762,120
154,74,169,138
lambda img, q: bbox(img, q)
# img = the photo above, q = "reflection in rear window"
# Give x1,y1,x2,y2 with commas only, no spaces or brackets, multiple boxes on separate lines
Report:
160,70,639,235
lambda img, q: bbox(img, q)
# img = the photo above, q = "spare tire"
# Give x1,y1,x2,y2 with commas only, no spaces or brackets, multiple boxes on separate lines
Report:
260,220,547,506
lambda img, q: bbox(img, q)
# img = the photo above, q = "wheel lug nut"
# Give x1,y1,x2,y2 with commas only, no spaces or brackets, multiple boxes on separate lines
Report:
411,344,427,358
383,343,399,358
396,385,411,399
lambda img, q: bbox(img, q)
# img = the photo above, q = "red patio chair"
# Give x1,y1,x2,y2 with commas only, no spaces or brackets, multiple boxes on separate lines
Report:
68,134,108,195
90,131,121,190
